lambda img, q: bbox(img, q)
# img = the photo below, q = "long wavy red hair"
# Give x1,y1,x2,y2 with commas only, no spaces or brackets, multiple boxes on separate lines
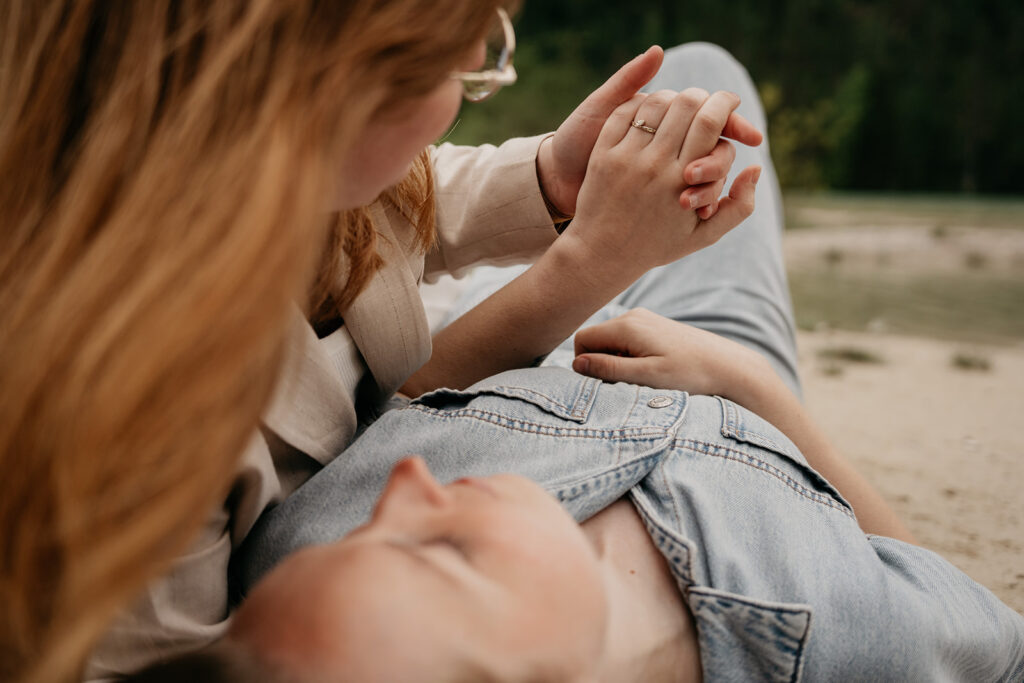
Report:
0,1,507,681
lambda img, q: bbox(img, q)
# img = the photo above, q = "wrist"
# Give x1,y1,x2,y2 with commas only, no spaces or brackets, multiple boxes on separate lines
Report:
715,344,779,403
545,227,641,295
536,136,574,226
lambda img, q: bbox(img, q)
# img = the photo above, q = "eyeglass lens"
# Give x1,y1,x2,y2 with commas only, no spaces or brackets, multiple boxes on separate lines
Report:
462,12,512,101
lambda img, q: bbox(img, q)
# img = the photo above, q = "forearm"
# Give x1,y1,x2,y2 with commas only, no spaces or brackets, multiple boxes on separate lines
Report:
725,360,916,543
402,234,638,396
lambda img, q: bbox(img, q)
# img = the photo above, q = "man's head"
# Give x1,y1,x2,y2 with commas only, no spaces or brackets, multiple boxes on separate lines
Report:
223,457,609,681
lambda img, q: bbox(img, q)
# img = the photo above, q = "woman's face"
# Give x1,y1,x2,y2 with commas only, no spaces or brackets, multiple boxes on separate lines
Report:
333,42,487,209
233,457,609,681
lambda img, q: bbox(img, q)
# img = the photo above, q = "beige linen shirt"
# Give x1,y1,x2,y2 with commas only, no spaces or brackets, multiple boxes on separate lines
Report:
85,134,558,680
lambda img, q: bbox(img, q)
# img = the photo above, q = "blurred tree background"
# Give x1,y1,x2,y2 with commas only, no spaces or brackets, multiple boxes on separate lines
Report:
450,0,1024,193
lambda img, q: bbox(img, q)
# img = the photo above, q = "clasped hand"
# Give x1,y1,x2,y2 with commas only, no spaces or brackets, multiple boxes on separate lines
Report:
539,47,764,287
567,87,762,282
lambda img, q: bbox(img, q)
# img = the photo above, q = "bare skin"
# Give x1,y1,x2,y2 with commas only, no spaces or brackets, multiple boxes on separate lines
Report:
584,499,703,683
231,460,705,682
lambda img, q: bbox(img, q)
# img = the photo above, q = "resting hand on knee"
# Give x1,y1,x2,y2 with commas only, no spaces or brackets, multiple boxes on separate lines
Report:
572,308,767,398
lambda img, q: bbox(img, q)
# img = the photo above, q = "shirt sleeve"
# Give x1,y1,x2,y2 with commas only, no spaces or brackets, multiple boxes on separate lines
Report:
423,134,559,282
867,534,1024,681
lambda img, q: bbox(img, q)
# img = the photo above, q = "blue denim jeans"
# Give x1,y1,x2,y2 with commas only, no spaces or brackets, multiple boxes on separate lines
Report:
236,45,1024,680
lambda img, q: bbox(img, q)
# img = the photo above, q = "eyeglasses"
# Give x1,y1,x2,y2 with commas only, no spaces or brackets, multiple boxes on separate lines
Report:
451,8,517,102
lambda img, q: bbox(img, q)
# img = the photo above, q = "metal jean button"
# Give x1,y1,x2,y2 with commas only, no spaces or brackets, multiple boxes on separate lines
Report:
647,396,674,409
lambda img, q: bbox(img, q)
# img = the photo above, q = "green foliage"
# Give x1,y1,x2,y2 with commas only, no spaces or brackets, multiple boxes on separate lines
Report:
762,65,871,189
454,1,1024,193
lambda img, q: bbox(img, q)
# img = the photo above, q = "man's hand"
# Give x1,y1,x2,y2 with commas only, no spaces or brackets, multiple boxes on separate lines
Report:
537,46,764,220
572,308,768,397
572,308,918,544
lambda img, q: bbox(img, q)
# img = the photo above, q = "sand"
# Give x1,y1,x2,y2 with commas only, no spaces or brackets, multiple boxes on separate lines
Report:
798,329,1024,614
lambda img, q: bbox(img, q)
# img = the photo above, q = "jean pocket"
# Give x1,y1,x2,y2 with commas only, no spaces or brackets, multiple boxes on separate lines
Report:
411,367,600,423
716,397,854,516
689,586,811,683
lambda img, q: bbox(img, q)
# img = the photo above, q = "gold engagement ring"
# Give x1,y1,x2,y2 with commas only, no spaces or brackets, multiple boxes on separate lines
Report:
631,118,658,134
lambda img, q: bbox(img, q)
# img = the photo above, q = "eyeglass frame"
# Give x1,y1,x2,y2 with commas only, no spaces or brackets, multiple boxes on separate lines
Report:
451,8,518,102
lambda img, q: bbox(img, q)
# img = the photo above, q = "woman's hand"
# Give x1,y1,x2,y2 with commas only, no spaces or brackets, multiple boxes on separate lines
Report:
537,46,762,221
556,89,761,288
571,308,770,398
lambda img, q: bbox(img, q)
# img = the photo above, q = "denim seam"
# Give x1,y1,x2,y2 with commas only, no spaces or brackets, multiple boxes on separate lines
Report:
617,387,644,463
408,404,669,439
470,378,597,420
719,397,790,454
630,492,695,583
489,385,578,416
551,453,666,503
676,438,856,519
658,465,687,558
570,376,598,419
688,586,814,617
688,587,812,683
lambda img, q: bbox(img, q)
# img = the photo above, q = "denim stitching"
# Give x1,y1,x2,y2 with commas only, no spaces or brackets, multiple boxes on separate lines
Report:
409,404,668,440
569,376,598,418
688,587,814,618
630,492,695,583
617,388,644,464
490,386,571,412
569,382,585,417
719,397,790,454
552,457,661,503
688,587,812,683
484,379,597,421
676,438,856,519
421,386,574,415
658,464,687,556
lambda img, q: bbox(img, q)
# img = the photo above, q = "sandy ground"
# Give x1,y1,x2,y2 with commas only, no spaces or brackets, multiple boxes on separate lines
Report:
798,329,1024,615
783,213,1024,615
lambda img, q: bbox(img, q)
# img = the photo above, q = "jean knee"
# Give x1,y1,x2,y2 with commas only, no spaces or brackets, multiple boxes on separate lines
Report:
654,42,766,132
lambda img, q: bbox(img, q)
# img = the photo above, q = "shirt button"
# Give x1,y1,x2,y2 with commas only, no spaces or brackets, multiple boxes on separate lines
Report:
647,396,674,409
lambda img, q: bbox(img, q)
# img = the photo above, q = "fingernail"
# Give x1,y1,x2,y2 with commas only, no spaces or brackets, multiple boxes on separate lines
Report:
635,45,658,60
689,194,700,209
752,167,762,184
691,166,703,183
574,357,589,374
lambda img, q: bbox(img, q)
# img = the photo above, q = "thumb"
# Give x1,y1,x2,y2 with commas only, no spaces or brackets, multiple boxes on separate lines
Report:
573,353,659,386
579,45,664,117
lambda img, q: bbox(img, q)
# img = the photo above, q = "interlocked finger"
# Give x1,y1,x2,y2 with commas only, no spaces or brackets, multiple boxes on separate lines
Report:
652,88,710,158
682,177,727,211
679,90,742,166
686,138,736,186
